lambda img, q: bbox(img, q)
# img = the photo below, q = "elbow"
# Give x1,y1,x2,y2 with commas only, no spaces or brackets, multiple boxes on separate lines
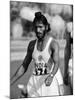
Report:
54,61,59,69
18,66,25,77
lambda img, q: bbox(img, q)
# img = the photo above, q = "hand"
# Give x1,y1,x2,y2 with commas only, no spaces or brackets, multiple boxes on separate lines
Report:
45,75,53,86
17,84,28,98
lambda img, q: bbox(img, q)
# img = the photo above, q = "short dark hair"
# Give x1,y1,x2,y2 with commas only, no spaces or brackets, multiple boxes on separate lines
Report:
33,12,51,32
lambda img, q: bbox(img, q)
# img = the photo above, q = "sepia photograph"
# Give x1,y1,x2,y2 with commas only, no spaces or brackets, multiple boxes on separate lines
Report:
10,1,73,99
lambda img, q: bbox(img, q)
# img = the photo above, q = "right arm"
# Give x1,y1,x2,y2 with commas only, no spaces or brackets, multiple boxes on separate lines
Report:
10,40,36,86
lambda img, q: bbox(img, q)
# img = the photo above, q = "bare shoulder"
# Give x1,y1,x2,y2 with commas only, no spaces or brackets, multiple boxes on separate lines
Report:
28,39,36,47
50,38,59,50
27,39,36,52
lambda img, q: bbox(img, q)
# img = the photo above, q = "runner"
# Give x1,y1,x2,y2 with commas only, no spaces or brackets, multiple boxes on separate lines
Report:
11,12,64,97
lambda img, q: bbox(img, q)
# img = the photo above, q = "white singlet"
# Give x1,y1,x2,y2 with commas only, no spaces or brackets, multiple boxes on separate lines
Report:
27,37,63,97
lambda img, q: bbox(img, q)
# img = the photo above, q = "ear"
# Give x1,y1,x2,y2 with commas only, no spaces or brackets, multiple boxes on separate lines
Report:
46,24,51,32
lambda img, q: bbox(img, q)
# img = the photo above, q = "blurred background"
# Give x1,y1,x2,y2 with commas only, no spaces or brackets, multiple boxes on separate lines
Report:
10,1,73,99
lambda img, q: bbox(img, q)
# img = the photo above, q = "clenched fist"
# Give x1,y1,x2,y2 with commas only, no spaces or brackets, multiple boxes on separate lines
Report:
45,75,53,86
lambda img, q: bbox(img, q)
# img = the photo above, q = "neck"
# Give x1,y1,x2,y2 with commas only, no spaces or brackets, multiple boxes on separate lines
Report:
36,34,50,51
38,38,44,43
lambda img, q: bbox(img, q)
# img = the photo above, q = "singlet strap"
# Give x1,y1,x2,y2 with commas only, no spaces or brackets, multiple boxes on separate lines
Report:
44,37,53,51
33,39,37,53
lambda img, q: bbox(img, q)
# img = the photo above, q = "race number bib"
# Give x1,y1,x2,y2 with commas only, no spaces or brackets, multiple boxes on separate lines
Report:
34,63,47,75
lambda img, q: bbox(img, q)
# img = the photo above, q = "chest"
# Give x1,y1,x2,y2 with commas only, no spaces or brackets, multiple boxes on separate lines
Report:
37,41,45,51
32,38,52,63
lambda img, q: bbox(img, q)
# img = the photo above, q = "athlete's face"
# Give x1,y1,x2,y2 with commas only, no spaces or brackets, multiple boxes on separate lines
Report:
34,22,46,39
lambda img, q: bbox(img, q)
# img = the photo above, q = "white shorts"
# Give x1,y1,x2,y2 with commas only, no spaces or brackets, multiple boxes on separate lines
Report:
27,68,63,97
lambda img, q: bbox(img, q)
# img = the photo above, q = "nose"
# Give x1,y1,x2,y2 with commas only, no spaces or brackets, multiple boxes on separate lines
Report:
37,27,40,33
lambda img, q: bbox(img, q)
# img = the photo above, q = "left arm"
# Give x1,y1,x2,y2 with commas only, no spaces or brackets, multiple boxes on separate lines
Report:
50,40,59,76
45,40,59,86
